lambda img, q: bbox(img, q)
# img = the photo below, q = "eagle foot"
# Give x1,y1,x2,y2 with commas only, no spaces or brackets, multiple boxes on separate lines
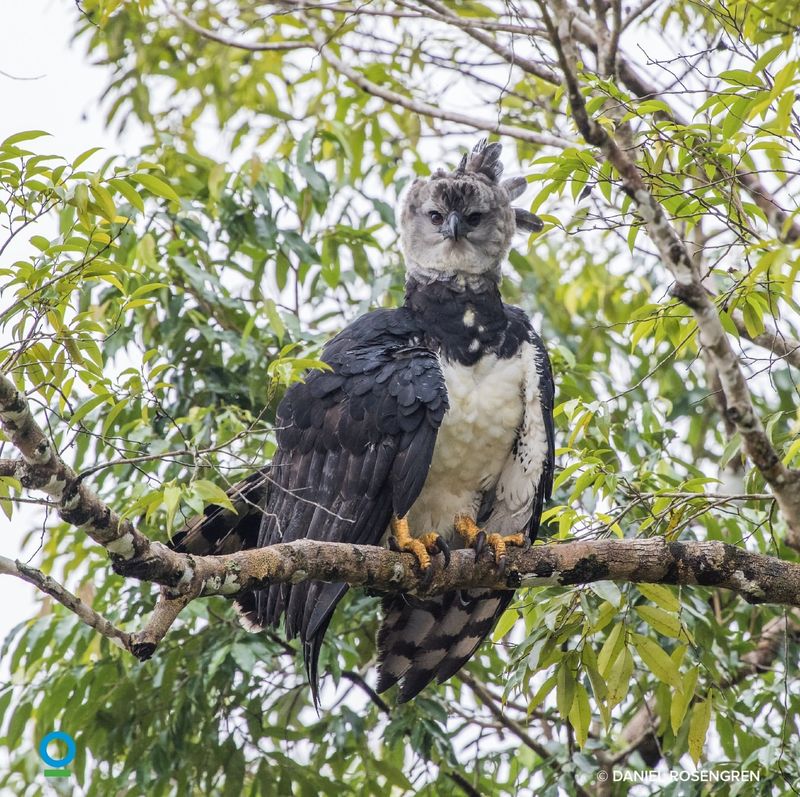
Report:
454,515,526,576
390,517,449,587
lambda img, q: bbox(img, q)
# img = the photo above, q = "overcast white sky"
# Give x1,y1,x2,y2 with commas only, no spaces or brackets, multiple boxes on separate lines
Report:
0,0,141,652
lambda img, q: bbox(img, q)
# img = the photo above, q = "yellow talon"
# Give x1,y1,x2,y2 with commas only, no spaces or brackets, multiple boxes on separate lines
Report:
487,532,525,565
390,517,451,574
391,516,432,570
455,515,526,569
454,514,482,546
418,531,442,549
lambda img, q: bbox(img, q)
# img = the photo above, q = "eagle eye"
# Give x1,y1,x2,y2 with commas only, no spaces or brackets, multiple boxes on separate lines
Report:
467,212,482,226
429,211,444,226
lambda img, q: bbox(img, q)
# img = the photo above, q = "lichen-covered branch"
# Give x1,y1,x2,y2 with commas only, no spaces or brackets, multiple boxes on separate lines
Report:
176,536,800,608
0,555,131,650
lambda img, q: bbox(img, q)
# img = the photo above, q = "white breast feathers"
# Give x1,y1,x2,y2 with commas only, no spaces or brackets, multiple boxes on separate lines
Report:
406,344,538,541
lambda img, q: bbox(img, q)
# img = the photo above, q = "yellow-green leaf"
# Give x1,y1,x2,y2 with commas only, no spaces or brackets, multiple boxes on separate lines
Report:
671,667,699,735
492,608,518,642
192,479,236,513
635,605,682,638
528,673,557,712
606,648,634,708
90,183,117,221
556,662,576,716
637,583,680,612
632,634,682,689
2,130,50,148
109,178,145,212
597,622,625,677
133,172,181,202
688,694,713,764
568,683,591,748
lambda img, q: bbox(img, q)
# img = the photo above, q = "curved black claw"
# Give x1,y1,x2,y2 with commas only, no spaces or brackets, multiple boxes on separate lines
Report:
419,564,435,589
497,555,508,578
521,535,533,552
434,537,451,568
473,531,487,559
387,536,400,552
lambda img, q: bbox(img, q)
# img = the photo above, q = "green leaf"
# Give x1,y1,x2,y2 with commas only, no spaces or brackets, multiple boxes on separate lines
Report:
635,605,682,638
632,634,682,688
192,479,236,512
637,584,680,612
73,147,104,169
133,172,181,202
597,622,625,676
556,661,576,716
671,667,699,735
1,130,50,148
567,683,591,748
90,182,117,221
606,648,634,708
588,581,623,608
109,178,145,212
528,673,558,711
162,484,182,531
719,69,763,87
492,608,518,642
70,393,110,425
688,694,713,764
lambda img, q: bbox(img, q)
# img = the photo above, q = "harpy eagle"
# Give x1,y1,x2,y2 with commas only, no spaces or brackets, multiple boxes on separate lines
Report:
173,140,555,703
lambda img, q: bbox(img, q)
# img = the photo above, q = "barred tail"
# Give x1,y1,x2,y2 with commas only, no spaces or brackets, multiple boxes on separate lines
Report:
376,589,511,702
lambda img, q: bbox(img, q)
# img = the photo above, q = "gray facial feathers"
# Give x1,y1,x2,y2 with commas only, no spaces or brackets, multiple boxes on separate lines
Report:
399,139,542,282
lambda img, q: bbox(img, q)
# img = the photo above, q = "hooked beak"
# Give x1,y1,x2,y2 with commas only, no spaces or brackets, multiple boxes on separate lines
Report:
442,211,464,241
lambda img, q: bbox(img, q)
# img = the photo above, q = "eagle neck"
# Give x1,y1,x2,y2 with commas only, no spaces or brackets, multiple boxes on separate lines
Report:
403,274,509,365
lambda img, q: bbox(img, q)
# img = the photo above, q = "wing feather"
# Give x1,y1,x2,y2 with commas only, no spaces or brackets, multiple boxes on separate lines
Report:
241,309,446,702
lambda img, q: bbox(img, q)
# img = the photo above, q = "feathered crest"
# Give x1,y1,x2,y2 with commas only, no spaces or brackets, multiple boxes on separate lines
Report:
453,139,543,233
454,138,504,182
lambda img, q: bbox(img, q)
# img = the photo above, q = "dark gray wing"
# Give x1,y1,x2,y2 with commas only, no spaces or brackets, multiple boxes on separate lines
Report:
232,309,447,702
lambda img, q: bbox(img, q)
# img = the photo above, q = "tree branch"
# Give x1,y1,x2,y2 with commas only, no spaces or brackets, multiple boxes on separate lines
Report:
0,555,131,650
5,368,800,660
304,20,572,150
413,0,559,84
167,2,312,51
538,0,800,546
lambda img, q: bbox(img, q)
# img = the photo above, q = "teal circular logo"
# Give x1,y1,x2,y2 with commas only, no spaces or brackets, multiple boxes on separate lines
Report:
39,731,75,777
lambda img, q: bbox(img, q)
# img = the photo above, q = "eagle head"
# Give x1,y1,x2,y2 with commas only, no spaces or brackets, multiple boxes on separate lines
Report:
399,139,542,282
